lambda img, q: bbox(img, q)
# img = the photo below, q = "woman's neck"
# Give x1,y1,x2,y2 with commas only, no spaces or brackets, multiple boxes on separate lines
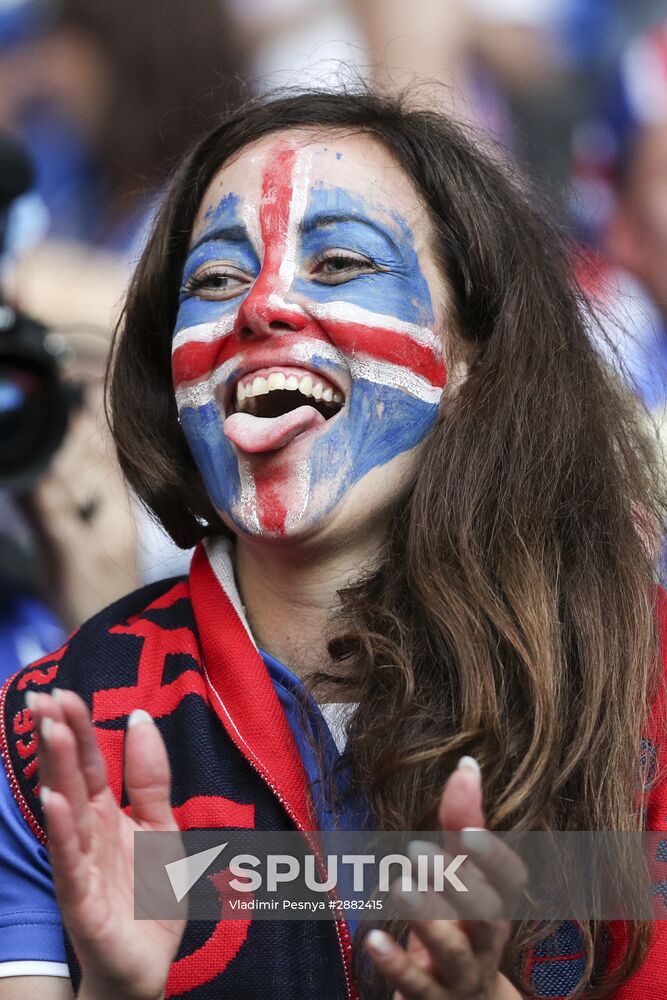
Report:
233,533,378,683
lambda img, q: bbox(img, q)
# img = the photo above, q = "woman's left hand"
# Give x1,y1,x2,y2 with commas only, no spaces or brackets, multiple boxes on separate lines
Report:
365,756,527,1000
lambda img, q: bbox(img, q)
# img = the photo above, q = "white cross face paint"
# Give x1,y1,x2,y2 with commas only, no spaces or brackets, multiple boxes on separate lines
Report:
172,132,449,540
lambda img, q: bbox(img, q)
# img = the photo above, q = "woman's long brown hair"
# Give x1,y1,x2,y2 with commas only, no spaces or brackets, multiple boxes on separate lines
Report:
107,89,667,996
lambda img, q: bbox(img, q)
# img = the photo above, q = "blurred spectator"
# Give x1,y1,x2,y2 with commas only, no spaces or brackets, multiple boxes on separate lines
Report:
0,0,248,251
0,316,141,678
0,1,253,675
351,0,587,180
603,21,667,321
353,0,542,142
572,18,667,426
354,0,667,200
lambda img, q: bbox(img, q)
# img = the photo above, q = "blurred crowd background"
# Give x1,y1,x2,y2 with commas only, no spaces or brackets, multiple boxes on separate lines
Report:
2,0,667,676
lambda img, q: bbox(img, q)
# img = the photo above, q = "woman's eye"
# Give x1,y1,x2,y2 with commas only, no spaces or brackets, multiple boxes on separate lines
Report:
311,251,377,285
182,265,249,300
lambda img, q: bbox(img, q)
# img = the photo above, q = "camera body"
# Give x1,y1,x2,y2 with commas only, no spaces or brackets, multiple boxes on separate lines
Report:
0,133,74,492
0,304,74,491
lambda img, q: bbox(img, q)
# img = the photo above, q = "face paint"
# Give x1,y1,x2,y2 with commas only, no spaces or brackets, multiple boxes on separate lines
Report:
173,136,448,538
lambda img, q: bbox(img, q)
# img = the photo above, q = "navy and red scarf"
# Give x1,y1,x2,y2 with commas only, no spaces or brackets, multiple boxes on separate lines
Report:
0,539,354,999
2,537,667,998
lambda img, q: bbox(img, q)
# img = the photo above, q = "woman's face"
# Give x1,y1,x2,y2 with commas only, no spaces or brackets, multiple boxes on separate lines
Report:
172,130,449,545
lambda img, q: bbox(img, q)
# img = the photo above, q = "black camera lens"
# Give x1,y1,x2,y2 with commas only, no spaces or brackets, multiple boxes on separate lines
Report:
0,364,53,465
0,314,71,492
0,135,72,492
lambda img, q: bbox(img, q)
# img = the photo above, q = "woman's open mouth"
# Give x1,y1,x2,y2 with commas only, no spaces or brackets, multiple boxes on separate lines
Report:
224,366,346,454
232,366,344,420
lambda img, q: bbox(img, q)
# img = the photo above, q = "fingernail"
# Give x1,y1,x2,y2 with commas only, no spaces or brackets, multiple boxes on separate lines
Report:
40,717,53,742
25,691,37,711
366,929,393,956
128,708,153,729
40,785,51,807
460,827,493,857
52,688,64,702
457,755,481,774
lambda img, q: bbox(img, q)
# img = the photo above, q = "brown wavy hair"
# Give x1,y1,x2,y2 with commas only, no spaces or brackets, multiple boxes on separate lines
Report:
107,89,666,996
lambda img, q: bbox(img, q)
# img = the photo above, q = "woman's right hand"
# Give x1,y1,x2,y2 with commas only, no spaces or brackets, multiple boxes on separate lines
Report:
29,689,185,1000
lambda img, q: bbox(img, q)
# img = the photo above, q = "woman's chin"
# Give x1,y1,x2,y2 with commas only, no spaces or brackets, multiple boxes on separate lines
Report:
220,504,338,547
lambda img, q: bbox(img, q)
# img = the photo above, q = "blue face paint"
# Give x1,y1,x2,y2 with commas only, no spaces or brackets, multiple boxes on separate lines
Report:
172,144,447,538
294,185,436,326
176,193,260,331
179,400,243,516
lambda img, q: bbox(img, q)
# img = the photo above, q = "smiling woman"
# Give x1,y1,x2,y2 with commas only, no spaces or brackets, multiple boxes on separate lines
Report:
1,89,667,1000
173,131,447,537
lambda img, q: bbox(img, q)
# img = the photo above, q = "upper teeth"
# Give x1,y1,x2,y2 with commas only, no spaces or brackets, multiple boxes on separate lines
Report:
236,374,344,406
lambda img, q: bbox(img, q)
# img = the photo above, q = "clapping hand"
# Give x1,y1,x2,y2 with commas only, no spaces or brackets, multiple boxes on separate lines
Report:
30,690,185,1000
366,757,527,1000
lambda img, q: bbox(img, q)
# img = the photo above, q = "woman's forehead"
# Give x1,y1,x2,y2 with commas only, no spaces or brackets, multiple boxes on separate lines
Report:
191,130,429,243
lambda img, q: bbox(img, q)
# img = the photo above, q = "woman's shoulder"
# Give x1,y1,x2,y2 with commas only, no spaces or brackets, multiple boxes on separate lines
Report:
4,573,200,710
8,574,195,693
0,574,202,841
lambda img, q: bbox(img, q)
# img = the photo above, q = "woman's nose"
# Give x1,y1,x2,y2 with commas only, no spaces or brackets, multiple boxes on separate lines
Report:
234,283,307,340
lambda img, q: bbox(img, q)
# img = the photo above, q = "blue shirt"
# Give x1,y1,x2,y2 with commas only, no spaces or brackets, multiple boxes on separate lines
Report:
262,649,367,832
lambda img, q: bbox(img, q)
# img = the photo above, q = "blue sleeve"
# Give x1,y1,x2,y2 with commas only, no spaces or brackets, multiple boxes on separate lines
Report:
0,591,65,684
0,756,68,969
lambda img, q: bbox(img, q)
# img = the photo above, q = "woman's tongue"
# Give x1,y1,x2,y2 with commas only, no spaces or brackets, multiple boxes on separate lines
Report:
224,405,325,453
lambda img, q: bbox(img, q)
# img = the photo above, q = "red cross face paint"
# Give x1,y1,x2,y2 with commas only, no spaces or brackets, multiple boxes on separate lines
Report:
173,132,449,540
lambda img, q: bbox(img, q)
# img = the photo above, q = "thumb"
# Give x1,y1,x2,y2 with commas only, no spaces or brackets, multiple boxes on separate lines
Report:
125,709,176,829
438,755,486,831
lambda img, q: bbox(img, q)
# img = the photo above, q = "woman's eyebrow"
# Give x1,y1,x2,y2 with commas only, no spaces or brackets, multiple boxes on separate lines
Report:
188,224,250,255
298,212,401,253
